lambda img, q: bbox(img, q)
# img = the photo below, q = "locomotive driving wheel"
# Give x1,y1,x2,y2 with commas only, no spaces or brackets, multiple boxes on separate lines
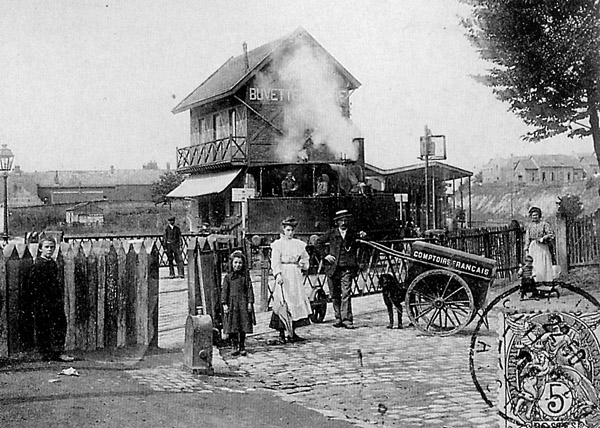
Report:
405,269,475,336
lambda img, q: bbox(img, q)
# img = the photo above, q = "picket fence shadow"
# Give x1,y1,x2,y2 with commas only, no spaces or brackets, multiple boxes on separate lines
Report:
0,239,159,358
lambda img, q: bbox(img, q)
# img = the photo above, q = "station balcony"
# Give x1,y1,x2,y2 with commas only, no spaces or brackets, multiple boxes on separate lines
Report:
176,136,248,173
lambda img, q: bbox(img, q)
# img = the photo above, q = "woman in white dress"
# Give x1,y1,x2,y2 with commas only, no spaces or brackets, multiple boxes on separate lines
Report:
269,216,312,343
525,206,555,282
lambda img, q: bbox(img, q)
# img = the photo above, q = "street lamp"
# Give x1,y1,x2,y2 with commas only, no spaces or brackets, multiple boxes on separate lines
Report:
0,144,15,243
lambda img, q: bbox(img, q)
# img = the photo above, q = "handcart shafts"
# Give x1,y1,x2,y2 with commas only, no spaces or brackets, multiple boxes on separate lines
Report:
359,239,497,336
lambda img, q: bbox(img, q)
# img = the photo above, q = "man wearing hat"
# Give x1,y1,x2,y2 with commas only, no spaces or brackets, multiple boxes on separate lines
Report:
164,216,184,279
315,209,366,329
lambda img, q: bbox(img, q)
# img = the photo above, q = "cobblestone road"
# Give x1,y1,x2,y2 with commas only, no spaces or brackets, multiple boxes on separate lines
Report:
147,272,598,427
222,302,499,428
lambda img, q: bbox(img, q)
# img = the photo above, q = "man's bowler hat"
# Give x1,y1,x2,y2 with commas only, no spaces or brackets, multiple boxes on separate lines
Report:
168,216,176,221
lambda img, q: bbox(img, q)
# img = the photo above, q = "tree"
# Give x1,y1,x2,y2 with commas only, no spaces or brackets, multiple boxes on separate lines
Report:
462,0,600,165
151,171,184,206
556,194,584,219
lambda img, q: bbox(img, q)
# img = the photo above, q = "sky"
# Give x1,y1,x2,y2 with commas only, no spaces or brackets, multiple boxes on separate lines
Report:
0,0,592,173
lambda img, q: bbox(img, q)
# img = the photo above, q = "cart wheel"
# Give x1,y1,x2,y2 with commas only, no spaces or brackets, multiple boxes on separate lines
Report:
405,269,474,336
310,289,328,323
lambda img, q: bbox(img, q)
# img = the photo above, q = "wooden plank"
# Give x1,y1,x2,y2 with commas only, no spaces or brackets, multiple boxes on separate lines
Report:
187,238,198,315
135,242,149,346
95,241,107,349
18,245,35,352
5,245,21,355
86,244,98,351
62,243,76,351
116,243,127,348
125,244,137,346
73,243,88,350
104,244,118,349
147,242,160,348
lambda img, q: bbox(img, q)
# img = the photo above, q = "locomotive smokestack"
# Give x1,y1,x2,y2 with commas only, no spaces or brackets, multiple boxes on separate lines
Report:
243,42,249,71
353,137,365,168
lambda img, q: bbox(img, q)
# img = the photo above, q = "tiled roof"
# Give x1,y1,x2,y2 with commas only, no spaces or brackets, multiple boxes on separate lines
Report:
530,154,583,169
32,169,165,188
172,27,361,114
577,153,599,167
515,155,583,170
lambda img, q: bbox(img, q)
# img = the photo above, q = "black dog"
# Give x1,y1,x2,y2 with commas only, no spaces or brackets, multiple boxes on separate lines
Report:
379,273,408,329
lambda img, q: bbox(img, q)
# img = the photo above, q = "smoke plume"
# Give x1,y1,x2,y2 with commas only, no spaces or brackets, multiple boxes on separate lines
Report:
273,45,359,163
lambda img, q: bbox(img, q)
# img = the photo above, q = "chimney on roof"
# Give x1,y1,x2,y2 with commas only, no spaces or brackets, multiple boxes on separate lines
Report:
110,165,114,174
243,42,249,71
166,162,171,171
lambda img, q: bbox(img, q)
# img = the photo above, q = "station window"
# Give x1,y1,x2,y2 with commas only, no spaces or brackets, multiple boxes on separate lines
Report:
229,109,237,137
198,118,205,143
211,114,218,141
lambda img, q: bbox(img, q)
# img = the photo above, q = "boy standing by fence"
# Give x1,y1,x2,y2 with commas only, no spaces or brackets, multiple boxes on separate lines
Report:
29,237,74,362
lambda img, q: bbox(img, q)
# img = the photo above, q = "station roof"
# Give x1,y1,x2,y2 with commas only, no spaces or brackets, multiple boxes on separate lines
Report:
365,161,473,182
172,27,361,114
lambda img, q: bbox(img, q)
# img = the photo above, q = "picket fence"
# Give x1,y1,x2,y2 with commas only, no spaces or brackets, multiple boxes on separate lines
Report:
0,239,159,358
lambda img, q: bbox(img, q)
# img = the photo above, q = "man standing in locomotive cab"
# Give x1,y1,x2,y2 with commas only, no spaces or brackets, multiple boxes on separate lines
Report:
281,171,299,197
316,209,366,329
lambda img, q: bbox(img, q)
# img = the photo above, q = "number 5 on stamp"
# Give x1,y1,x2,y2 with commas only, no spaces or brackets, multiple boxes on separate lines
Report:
498,311,600,427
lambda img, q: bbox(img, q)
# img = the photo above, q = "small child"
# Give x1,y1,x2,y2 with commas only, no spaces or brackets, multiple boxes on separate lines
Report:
221,250,255,356
29,237,74,362
518,254,536,299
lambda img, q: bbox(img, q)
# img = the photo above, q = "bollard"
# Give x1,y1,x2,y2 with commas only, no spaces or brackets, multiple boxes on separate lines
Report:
183,314,214,375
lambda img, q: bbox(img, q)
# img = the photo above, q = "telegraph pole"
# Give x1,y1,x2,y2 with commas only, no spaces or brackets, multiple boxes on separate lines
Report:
419,127,446,231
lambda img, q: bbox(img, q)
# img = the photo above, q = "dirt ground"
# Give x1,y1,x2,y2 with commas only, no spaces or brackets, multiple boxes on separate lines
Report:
0,346,358,428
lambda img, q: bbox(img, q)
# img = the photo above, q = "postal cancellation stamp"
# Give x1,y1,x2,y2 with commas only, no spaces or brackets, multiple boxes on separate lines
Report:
499,311,600,427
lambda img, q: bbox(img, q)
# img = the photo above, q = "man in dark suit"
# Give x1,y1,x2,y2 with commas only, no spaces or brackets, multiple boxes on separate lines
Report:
164,216,184,279
315,209,366,329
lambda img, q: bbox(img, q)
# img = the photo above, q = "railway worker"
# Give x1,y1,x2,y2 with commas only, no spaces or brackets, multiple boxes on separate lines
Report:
281,171,299,197
315,209,366,329
315,173,330,196
164,216,185,279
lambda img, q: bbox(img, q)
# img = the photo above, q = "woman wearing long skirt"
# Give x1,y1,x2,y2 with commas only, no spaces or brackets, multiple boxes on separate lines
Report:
525,206,555,282
269,216,312,343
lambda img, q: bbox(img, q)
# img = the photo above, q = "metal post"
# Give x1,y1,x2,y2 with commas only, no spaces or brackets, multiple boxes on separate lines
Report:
3,173,8,243
468,176,472,228
431,169,436,229
424,153,429,231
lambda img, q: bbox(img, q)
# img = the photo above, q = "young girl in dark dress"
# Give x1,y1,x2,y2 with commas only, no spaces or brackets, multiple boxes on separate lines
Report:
29,237,73,362
221,250,254,356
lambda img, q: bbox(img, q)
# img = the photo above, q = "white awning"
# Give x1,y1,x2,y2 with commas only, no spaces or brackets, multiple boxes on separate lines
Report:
167,169,242,198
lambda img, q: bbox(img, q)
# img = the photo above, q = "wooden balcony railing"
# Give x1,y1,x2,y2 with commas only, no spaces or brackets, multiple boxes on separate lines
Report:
176,136,248,172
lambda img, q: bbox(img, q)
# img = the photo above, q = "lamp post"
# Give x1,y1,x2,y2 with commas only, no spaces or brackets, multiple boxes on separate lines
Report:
0,144,15,243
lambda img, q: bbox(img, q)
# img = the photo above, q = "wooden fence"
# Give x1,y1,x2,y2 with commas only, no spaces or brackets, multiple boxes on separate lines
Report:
0,239,159,358
444,222,524,280
63,232,228,268
565,211,600,269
